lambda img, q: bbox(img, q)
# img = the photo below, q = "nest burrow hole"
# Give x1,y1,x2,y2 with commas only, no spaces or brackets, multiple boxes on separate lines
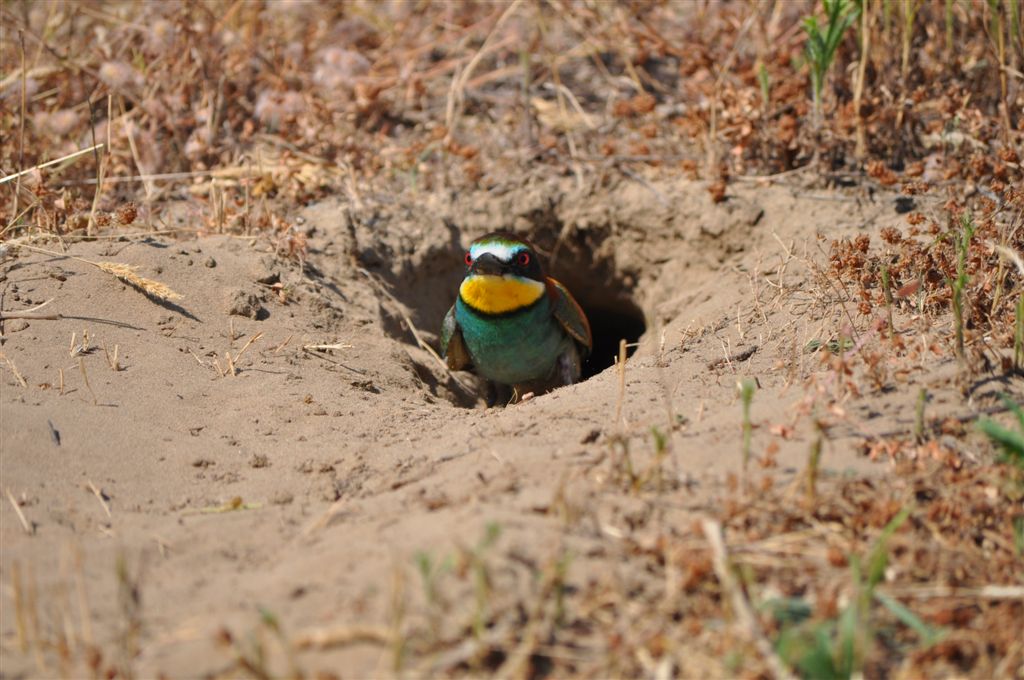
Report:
380,222,647,395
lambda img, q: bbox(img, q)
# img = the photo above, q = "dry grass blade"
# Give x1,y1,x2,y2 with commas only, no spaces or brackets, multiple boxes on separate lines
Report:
85,96,109,236
614,338,627,430
878,584,1024,600
57,162,317,187
86,481,112,519
303,343,354,351
301,498,346,538
224,332,263,376
104,344,121,371
1,352,29,388
444,0,523,142
6,488,33,535
272,334,294,354
78,357,97,405
291,625,390,650
119,96,155,200
0,144,105,186
0,298,60,321
701,518,797,680
234,332,263,359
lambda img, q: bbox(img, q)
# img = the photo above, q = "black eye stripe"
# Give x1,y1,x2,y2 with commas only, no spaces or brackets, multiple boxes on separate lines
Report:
464,245,543,281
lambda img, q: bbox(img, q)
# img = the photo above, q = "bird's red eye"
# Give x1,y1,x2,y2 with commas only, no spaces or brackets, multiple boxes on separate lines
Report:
464,252,473,266
517,252,530,266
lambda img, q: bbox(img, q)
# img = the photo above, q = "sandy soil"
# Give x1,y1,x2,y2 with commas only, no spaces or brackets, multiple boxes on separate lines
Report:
6,171,1015,679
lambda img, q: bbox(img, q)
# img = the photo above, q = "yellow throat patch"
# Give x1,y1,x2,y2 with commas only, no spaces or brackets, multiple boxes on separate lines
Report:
459,275,545,314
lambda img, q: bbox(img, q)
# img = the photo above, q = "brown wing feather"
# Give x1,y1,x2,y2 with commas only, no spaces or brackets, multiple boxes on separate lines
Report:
441,304,473,370
546,278,592,353
445,329,472,370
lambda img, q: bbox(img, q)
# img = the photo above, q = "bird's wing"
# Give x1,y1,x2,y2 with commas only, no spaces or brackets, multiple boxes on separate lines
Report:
440,304,472,370
547,278,592,354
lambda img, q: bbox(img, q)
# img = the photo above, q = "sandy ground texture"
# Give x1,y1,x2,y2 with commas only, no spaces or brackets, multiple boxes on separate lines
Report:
2,175,1022,678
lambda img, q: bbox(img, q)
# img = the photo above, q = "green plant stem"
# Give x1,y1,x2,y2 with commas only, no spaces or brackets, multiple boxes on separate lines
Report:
977,394,1024,466
991,254,1006,318
900,0,918,84
945,0,954,55
758,60,771,110
740,379,756,471
1008,0,1022,57
951,214,975,364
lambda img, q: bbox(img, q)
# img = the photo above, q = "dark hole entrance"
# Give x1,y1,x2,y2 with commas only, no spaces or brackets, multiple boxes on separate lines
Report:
542,257,646,381
578,299,646,380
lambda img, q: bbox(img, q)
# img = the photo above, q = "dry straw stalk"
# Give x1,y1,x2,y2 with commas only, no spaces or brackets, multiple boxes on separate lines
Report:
9,243,182,303
94,262,183,301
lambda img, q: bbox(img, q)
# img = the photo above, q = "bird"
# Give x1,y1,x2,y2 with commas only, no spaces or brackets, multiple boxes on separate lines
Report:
441,232,592,405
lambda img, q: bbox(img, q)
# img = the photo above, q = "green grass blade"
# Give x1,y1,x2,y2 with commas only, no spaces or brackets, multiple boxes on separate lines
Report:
874,591,945,646
867,505,912,588
998,393,1024,428
978,419,1024,465
836,602,859,678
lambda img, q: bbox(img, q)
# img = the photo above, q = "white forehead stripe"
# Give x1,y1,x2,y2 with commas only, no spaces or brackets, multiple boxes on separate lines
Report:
469,242,521,262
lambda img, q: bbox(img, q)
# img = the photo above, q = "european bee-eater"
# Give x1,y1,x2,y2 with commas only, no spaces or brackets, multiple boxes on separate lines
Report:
441,232,592,404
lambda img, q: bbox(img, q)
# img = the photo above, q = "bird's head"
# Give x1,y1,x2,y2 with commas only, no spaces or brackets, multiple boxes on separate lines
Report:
464,232,544,280
459,232,547,314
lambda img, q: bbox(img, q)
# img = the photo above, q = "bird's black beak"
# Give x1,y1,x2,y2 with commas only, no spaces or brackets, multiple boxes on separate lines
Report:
470,252,508,276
